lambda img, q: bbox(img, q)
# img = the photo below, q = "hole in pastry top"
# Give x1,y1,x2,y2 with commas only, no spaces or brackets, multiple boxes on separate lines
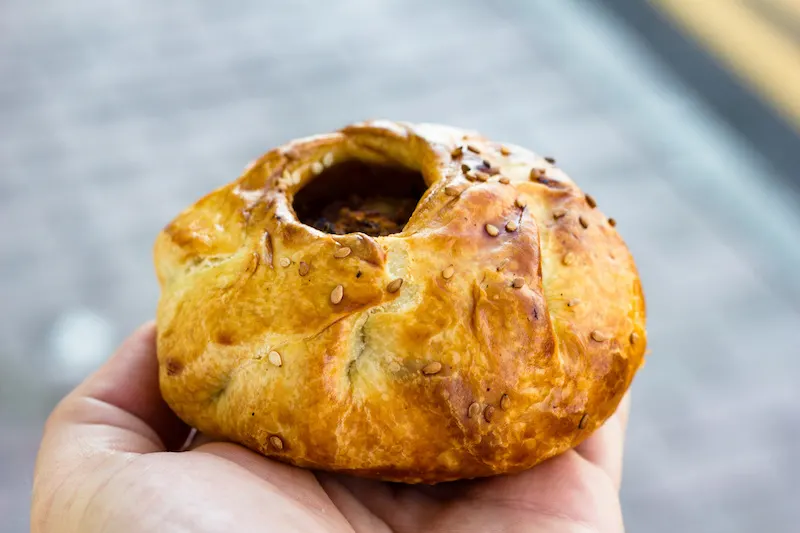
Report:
293,160,427,237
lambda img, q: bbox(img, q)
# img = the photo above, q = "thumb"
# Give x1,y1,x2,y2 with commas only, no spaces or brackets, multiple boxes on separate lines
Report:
32,322,190,529
39,321,189,455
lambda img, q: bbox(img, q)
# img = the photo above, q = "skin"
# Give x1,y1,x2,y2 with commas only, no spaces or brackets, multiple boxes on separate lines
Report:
31,322,630,533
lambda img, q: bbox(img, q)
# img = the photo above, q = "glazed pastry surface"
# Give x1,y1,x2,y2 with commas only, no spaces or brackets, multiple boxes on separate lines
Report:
154,120,647,483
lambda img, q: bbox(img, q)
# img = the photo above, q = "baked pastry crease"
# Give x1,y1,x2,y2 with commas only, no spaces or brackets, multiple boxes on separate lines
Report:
154,120,647,483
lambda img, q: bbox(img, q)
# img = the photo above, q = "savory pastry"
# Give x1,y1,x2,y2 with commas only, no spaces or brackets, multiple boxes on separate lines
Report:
154,120,647,483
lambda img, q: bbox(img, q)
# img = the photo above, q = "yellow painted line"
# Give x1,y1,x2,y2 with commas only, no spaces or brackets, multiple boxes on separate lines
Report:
770,0,800,21
651,0,800,133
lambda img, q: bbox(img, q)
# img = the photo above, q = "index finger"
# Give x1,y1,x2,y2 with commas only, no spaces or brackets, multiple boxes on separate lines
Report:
574,391,631,489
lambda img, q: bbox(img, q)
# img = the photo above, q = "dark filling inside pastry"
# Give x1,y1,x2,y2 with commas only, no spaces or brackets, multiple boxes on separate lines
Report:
293,160,427,237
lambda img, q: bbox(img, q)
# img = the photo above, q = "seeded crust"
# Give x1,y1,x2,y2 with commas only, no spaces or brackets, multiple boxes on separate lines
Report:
154,120,647,484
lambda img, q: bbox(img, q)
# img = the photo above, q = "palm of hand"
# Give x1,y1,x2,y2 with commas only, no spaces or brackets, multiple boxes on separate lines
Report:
32,324,627,533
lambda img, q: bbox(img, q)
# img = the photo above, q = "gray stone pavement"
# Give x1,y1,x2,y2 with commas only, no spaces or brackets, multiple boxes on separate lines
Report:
1,1,799,531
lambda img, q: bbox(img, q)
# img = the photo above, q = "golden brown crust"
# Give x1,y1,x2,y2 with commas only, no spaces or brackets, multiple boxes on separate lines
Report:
154,120,647,483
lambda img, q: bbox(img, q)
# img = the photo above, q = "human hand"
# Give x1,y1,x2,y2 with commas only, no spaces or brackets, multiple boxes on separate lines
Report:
32,322,629,532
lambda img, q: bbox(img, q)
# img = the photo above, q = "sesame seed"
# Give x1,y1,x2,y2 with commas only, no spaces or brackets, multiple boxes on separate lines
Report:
579,216,589,229
253,353,263,360
497,258,510,271
333,247,352,259
269,435,284,450
512,277,525,289
475,172,489,182
505,220,518,232
630,332,639,345
608,218,617,227
484,405,495,423
465,171,478,182
268,351,282,367
485,224,500,237
386,278,404,293
422,361,443,375
553,208,568,219
567,298,581,307
298,261,310,276
451,146,463,158
578,413,589,429
467,144,481,154
311,161,324,175
515,197,528,209
442,265,455,279
545,156,556,164
330,284,344,304
468,402,481,418
591,330,611,342
529,168,543,180
322,152,335,167
279,257,291,268
500,394,511,410
499,176,510,184
445,184,466,196
562,252,576,266
461,163,471,173
585,194,597,208
500,146,511,156
388,361,401,372
245,252,260,274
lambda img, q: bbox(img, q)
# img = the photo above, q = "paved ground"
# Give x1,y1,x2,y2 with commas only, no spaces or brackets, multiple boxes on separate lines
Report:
2,1,799,531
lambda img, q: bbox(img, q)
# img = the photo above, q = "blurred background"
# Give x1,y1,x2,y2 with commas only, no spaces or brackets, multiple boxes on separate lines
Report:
2,0,799,531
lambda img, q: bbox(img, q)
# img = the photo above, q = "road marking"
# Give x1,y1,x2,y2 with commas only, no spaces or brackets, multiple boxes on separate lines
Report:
769,0,800,21
653,0,800,133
